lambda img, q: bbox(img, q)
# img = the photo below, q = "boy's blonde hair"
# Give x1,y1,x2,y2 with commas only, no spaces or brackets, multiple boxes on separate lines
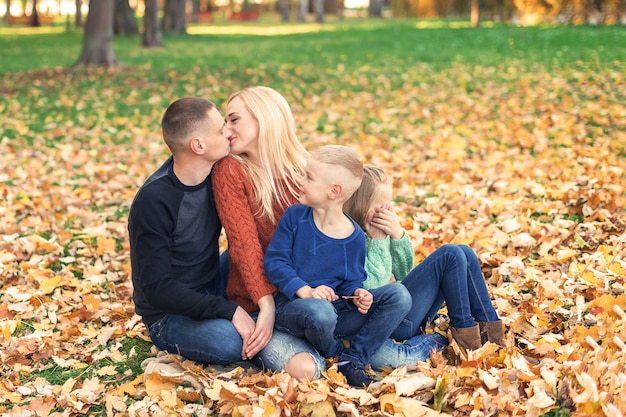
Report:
309,145,363,200
227,86,309,223
344,165,388,230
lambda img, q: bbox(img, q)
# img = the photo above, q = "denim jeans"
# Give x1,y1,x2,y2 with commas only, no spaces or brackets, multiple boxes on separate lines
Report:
274,283,412,367
391,244,500,340
369,333,448,371
147,251,325,376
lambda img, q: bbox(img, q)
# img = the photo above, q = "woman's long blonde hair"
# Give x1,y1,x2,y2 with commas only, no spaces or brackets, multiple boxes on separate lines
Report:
227,86,309,223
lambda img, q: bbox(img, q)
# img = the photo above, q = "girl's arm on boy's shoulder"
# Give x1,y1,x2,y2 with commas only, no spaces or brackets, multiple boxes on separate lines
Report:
362,236,394,290
389,231,414,282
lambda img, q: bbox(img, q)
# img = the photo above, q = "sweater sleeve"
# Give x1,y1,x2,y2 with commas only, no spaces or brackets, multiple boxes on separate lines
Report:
264,207,308,300
389,231,414,282
362,236,394,290
212,157,277,304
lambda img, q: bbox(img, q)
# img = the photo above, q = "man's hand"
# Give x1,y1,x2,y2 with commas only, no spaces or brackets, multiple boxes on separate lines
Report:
352,288,373,314
231,306,256,358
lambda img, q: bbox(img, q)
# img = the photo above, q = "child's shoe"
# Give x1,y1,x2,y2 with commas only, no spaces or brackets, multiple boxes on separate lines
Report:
338,362,375,388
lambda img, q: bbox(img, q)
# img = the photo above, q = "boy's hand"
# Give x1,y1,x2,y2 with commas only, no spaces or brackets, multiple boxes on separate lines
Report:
352,288,372,314
297,285,338,301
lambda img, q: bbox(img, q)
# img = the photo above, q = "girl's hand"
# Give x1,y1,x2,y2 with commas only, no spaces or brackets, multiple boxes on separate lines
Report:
370,204,404,240
364,219,387,239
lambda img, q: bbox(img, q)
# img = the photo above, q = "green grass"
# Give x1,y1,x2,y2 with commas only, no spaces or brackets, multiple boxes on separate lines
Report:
0,18,623,75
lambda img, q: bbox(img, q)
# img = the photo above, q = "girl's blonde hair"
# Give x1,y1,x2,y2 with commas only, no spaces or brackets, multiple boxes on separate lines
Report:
344,165,388,230
227,86,309,223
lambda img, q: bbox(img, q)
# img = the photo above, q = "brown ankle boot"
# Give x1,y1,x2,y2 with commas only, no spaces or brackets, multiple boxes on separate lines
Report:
479,320,504,346
451,324,482,351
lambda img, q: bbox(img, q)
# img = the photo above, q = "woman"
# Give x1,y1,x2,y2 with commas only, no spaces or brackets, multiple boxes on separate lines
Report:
212,86,321,380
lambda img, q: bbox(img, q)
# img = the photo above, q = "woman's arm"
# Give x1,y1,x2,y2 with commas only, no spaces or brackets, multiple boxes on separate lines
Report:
212,157,277,305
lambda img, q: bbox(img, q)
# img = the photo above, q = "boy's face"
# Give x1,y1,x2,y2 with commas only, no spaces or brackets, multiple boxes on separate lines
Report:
298,158,333,207
201,107,230,162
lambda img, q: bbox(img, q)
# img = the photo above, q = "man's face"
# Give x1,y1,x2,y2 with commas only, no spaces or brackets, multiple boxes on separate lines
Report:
202,107,230,162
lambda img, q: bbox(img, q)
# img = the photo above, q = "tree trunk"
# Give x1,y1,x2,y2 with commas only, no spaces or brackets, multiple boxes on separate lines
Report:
4,0,12,24
143,0,163,47
114,0,139,35
191,0,200,22
369,0,383,17
30,0,40,27
163,0,186,33
277,0,290,21
471,0,480,27
75,0,118,68
314,0,324,22
298,0,308,21
75,0,83,27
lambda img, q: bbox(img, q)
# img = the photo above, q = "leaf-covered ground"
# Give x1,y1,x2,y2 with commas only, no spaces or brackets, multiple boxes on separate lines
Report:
1,24,625,416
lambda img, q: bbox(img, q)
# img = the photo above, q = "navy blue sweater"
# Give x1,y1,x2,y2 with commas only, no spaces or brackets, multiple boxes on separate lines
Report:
264,204,367,306
128,157,238,327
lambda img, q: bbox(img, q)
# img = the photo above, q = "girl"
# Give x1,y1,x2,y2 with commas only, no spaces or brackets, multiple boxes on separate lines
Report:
344,166,504,363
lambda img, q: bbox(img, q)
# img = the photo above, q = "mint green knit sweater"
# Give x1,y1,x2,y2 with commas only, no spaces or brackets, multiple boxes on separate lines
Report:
362,232,414,290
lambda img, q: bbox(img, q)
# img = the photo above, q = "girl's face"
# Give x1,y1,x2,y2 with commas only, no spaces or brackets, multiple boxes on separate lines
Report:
224,96,260,162
366,181,393,223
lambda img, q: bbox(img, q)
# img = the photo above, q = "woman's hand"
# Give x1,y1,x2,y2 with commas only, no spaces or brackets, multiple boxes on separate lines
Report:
370,204,404,240
243,295,275,359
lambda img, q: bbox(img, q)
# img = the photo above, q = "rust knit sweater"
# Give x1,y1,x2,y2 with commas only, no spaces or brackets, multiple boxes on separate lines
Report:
212,156,298,313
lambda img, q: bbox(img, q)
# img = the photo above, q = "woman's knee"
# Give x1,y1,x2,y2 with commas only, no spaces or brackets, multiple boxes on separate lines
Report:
284,352,319,381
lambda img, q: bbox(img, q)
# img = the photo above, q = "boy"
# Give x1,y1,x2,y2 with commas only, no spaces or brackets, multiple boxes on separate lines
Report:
264,145,411,388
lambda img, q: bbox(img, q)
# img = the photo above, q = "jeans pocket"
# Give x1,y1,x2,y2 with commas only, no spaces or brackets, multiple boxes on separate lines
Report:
148,316,169,347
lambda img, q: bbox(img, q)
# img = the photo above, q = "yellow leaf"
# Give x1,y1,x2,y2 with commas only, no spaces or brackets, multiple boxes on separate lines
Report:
299,401,336,417
580,270,603,286
83,294,101,311
39,276,62,294
379,393,440,416
96,366,118,376
97,236,117,255
159,389,179,408
608,262,626,276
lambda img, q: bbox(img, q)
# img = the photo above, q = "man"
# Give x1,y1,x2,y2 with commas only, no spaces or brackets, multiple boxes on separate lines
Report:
128,97,255,364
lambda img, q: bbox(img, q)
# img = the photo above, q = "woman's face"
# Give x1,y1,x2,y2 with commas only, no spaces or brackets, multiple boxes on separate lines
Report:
224,96,260,161
366,181,393,224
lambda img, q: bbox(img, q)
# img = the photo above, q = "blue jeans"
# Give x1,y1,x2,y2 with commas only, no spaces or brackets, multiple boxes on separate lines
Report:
369,333,448,371
147,314,324,375
147,251,325,376
274,283,412,367
391,244,500,340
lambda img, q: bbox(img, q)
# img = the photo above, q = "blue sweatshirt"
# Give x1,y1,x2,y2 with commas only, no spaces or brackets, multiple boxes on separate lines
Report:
264,204,367,306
